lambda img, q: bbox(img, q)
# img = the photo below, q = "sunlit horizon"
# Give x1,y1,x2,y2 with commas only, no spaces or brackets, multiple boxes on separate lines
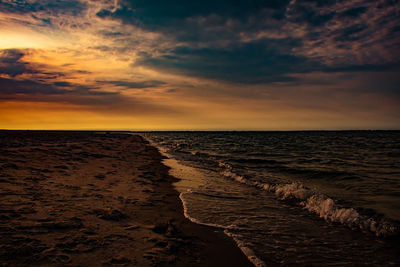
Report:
0,1,399,130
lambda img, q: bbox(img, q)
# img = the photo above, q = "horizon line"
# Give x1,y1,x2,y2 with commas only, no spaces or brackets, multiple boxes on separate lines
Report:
1,129,399,132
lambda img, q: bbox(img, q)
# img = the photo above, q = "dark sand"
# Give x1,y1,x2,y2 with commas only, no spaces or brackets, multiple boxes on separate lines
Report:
0,131,252,266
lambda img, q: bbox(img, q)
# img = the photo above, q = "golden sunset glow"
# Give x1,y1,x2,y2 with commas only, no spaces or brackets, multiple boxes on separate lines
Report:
0,0,399,130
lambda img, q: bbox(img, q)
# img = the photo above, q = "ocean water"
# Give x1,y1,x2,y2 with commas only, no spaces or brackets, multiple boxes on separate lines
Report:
143,131,400,266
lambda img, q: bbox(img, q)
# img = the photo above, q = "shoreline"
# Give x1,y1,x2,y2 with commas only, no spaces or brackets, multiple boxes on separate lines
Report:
144,135,265,266
0,131,252,266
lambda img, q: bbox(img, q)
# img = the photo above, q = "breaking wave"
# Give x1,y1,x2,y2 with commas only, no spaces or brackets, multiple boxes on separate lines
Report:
224,231,266,267
218,162,399,237
179,192,266,267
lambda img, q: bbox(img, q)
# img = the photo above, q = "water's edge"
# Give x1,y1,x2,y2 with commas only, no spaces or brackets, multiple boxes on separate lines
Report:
141,134,264,267
140,132,400,265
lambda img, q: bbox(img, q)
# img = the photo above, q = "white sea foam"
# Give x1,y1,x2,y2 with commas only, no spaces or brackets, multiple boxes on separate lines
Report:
179,192,243,230
224,231,267,267
179,192,218,228
219,163,397,237
179,190,269,266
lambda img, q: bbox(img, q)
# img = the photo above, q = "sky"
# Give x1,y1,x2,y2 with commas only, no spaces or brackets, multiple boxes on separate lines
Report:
0,0,399,130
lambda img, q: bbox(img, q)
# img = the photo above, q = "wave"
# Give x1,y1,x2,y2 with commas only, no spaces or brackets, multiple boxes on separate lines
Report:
224,231,266,267
145,135,268,266
189,189,245,200
178,192,226,229
218,162,399,237
179,192,267,267
229,158,282,165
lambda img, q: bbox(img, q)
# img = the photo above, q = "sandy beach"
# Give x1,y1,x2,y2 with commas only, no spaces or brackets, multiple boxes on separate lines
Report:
0,131,251,266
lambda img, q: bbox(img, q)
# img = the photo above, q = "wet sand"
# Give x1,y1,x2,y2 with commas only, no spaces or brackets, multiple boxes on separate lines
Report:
0,131,252,266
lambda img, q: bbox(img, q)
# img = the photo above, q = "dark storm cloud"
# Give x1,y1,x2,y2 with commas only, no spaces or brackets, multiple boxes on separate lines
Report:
98,80,166,89
326,62,400,73
95,0,400,84
97,0,290,24
339,6,369,17
96,0,296,47
333,24,369,42
96,0,291,44
134,40,311,83
285,1,336,26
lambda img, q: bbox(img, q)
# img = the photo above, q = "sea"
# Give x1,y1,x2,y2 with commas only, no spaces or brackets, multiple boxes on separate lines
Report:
142,131,400,266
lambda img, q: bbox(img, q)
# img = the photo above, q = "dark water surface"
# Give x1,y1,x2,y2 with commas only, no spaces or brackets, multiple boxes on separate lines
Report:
143,131,400,266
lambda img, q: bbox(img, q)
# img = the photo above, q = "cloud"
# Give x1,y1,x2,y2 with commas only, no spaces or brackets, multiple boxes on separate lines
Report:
0,0,399,130
0,49,32,77
93,0,400,85
0,76,181,116
0,77,65,95
286,1,336,26
330,23,369,43
95,0,291,46
98,80,166,89
0,48,118,102
134,40,311,83
326,63,400,74
339,6,369,17
97,0,291,25
0,0,87,16
53,81,72,87
0,47,175,115
0,49,71,81
0,76,114,97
